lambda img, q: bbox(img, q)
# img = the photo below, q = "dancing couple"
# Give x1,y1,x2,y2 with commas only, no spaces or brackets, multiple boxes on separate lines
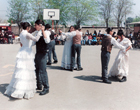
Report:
59,25,83,71
5,19,50,99
101,28,132,84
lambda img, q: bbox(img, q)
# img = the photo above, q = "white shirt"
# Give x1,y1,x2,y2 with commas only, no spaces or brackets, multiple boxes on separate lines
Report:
107,34,125,50
32,30,50,44
79,31,83,40
44,30,51,43
62,31,76,37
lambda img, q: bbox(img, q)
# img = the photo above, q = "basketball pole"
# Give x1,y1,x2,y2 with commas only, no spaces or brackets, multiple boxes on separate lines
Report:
52,20,54,30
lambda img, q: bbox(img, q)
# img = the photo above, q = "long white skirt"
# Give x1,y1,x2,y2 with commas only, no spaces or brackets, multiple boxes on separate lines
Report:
109,50,129,77
61,40,73,69
4,47,36,99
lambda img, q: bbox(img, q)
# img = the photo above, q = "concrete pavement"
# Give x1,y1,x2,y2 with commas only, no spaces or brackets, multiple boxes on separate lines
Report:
0,44,140,110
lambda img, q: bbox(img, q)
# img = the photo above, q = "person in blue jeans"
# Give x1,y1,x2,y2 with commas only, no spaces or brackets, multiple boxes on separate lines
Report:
46,24,58,65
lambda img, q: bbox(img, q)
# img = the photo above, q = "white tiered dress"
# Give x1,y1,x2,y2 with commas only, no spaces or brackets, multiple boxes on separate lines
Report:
109,38,132,77
5,30,41,99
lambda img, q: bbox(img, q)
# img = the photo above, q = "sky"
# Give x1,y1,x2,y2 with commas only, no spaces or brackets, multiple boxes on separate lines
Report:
0,0,140,20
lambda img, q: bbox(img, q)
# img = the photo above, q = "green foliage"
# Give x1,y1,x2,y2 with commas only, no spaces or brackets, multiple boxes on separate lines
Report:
7,0,31,30
47,0,70,26
126,17,133,23
70,0,98,28
30,0,47,20
133,16,140,22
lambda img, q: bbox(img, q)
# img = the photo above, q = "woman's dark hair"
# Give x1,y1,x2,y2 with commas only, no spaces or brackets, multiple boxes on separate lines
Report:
106,27,113,34
45,24,51,29
117,30,124,36
68,25,74,32
20,22,31,30
35,19,45,26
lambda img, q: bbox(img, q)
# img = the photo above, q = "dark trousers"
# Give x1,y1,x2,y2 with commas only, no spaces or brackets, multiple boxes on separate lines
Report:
71,44,81,69
48,40,58,63
35,53,49,89
8,37,13,44
101,51,110,80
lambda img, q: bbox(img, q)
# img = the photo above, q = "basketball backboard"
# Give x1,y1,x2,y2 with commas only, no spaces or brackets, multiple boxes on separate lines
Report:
43,9,60,20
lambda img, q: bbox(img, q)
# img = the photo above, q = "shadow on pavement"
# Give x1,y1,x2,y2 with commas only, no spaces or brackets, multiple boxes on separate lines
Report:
0,84,20,101
47,65,71,71
74,75,103,83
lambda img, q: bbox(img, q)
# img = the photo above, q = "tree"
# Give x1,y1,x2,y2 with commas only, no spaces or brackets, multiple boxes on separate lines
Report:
98,0,114,27
126,17,133,23
47,0,70,26
133,16,140,22
7,0,31,33
30,0,46,20
70,0,98,28
114,0,134,28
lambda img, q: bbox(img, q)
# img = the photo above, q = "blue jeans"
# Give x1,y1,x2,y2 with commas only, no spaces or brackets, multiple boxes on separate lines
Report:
71,44,81,69
35,53,49,89
48,40,58,63
101,51,110,80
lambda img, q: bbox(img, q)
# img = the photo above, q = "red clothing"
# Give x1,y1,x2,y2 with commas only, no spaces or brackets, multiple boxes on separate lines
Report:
88,35,92,40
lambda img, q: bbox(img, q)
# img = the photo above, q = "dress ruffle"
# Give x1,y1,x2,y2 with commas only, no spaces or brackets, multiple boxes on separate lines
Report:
5,47,36,99
15,58,35,70
16,47,35,59
5,86,36,99
13,69,36,80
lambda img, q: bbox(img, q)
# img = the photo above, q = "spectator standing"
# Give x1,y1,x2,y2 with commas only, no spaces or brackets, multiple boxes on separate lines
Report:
85,30,90,35
98,30,101,37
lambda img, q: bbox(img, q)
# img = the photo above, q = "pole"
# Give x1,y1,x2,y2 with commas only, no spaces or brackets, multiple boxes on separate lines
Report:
125,13,127,36
52,20,54,30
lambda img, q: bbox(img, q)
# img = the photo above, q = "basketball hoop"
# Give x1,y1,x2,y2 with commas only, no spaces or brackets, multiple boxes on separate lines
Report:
43,9,60,20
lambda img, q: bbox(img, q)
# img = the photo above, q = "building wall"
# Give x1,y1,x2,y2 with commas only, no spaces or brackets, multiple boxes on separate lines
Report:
11,26,126,36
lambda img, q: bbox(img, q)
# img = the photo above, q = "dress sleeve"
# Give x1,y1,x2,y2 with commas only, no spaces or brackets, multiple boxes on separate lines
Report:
60,35,66,40
26,31,41,41
62,31,76,37
126,38,132,48
111,37,125,50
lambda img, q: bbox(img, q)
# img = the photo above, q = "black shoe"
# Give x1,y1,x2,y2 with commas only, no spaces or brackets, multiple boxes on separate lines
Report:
119,77,127,82
53,60,58,64
103,79,112,84
74,68,77,70
47,62,51,65
39,88,49,95
36,87,42,90
77,67,83,71
70,69,73,72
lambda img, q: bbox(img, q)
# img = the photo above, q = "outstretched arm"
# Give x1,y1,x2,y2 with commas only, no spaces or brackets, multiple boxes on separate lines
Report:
111,37,125,50
26,31,41,41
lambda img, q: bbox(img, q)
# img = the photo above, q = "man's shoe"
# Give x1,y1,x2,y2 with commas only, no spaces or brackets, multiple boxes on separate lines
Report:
36,87,42,90
74,68,77,70
53,60,58,64
119,77,127,82
47,62,51,65
70,69,73,72
103,79,112,84
77,67,83,71
39,89,49,95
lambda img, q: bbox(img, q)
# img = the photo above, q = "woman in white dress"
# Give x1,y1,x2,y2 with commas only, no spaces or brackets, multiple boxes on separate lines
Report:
61,26,75,70
4,22,42,99
108,30,132,82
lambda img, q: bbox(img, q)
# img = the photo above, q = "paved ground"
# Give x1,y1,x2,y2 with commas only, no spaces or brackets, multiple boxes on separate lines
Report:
0,44,140,110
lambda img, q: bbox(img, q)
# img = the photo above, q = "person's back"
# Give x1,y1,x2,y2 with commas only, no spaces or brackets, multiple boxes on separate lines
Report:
20,30,33,48
73,30,81,44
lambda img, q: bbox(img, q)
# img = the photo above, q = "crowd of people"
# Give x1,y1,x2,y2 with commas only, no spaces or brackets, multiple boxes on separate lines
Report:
0,30,15,44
